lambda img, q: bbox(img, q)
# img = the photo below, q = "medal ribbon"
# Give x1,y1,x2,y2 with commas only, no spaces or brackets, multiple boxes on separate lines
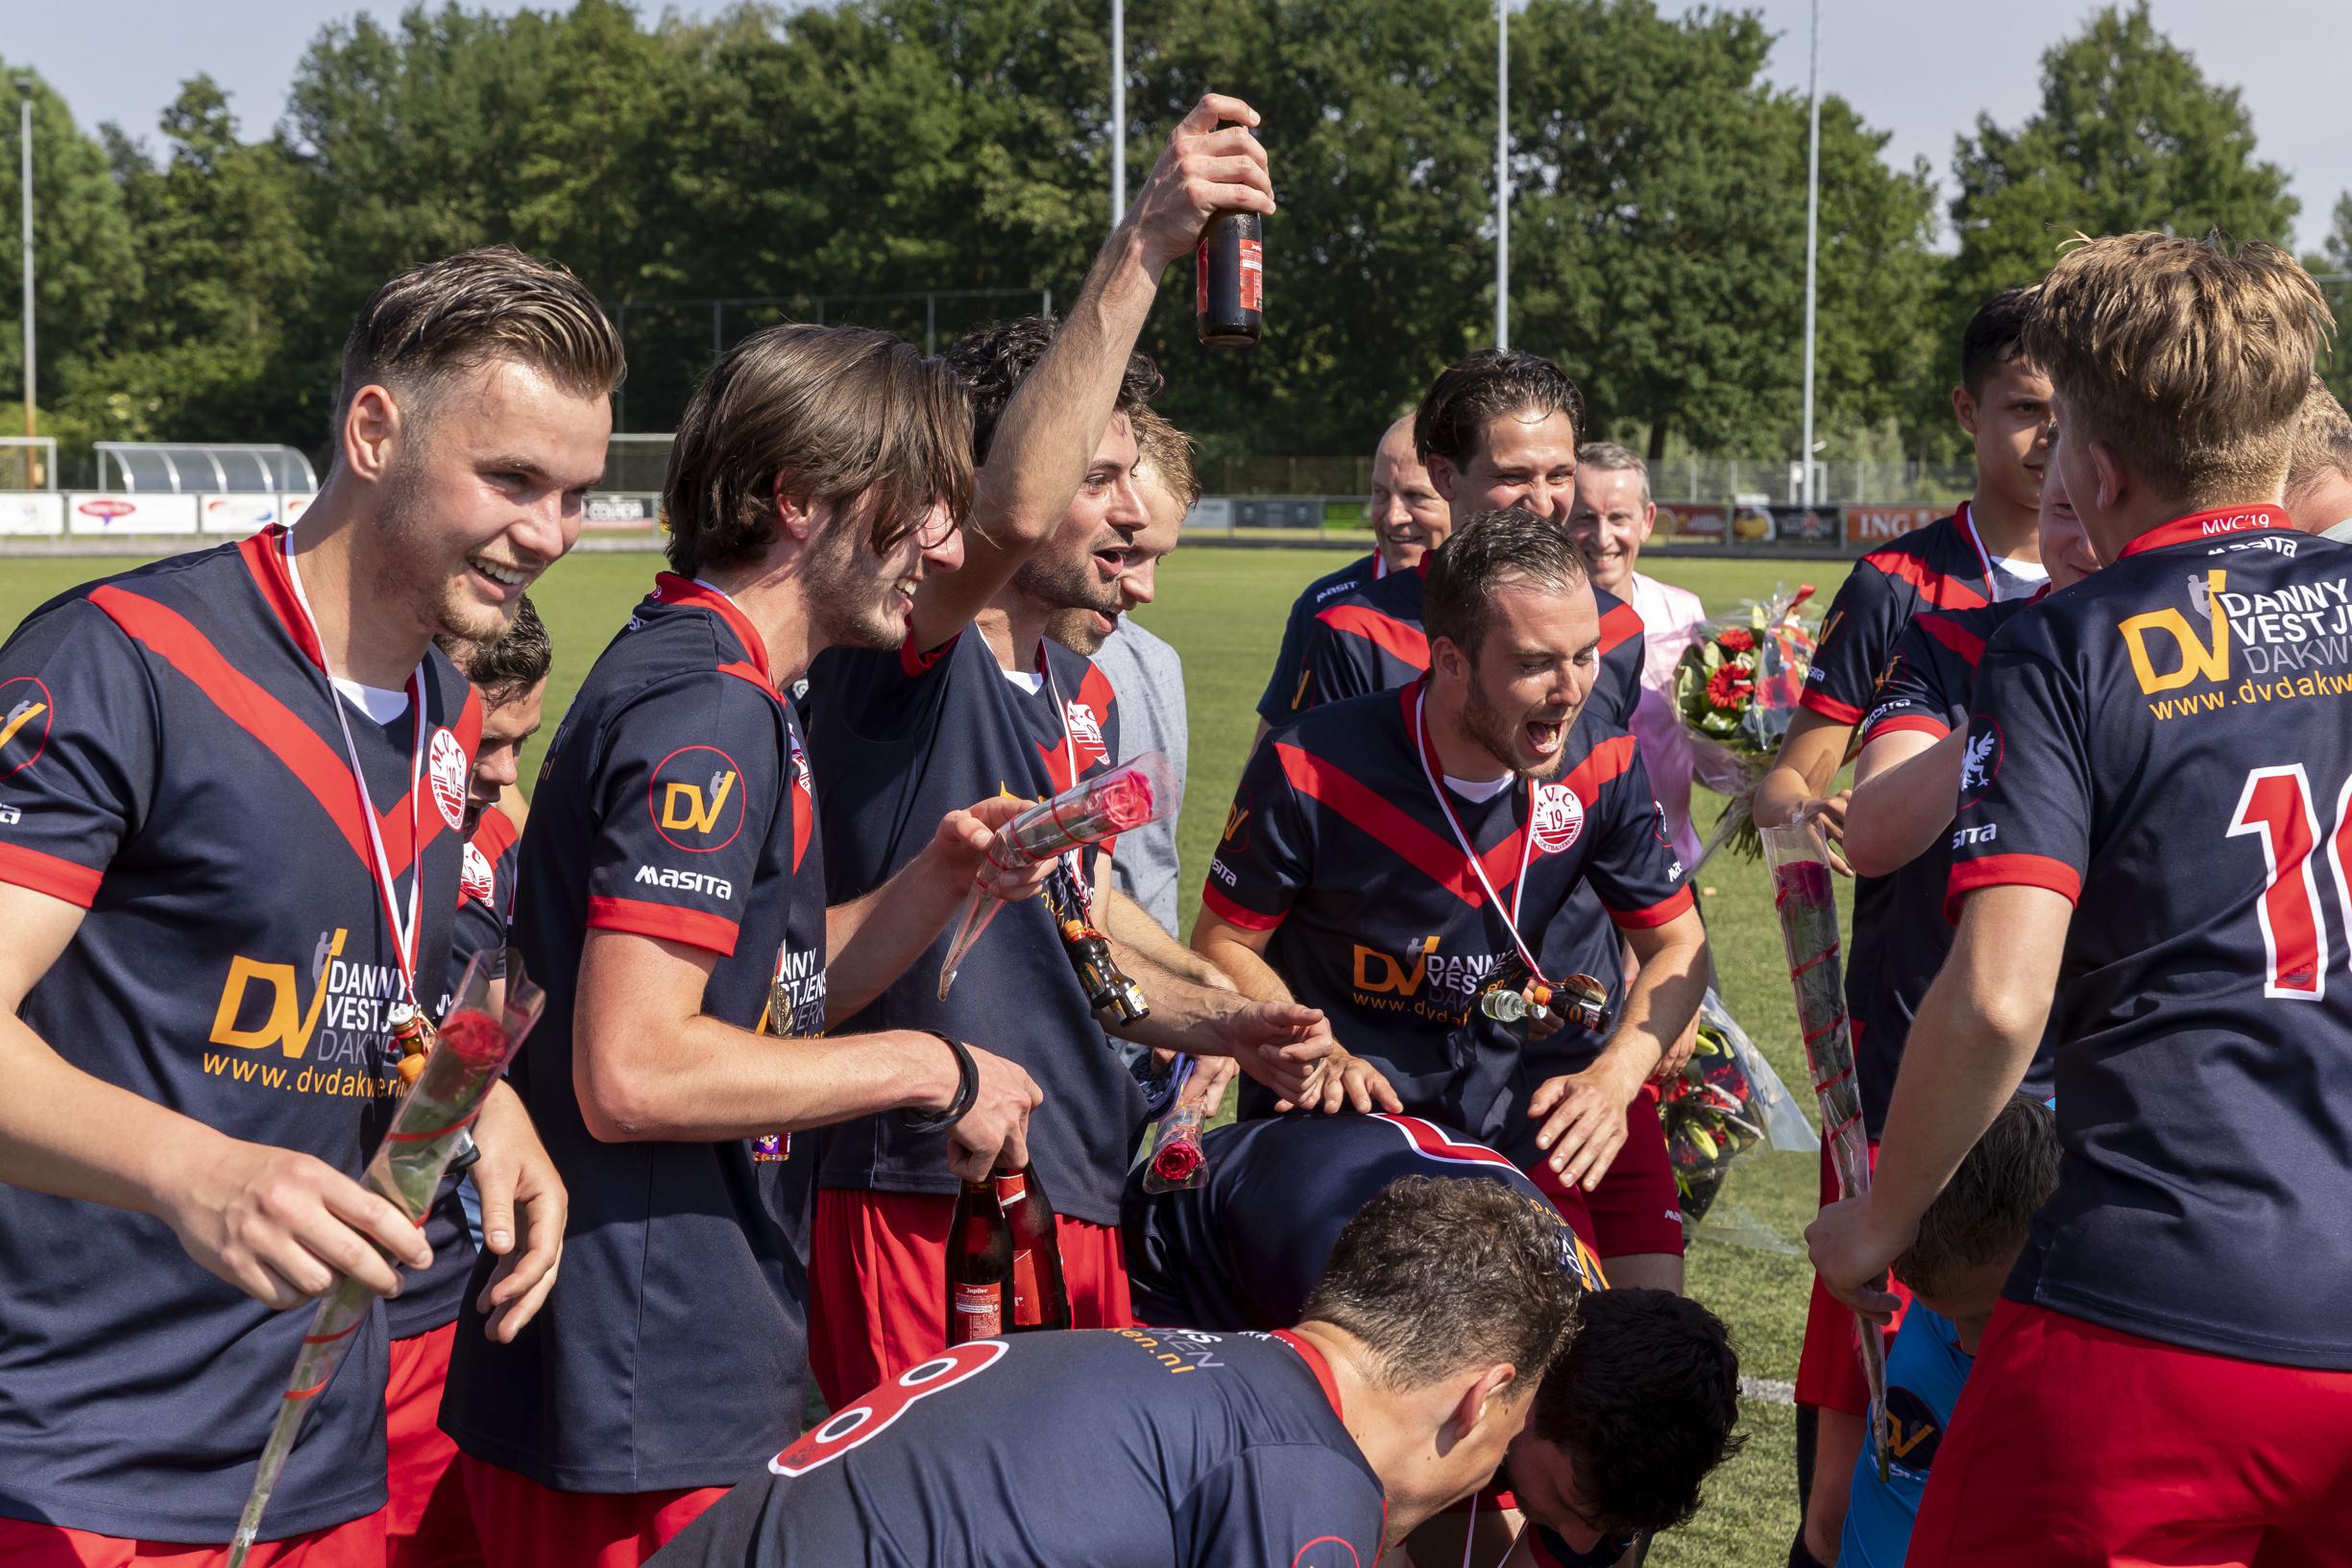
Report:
1412,686,1546,983
279,528,426,1005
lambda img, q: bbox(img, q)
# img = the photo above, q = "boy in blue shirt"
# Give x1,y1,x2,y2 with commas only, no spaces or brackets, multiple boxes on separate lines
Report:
1839,1096,2057,1567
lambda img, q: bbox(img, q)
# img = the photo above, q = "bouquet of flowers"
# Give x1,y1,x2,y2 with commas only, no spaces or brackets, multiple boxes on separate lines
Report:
938,751,1177,1000
227,953,546,1566
1671,585,1819,863
1762,818,1890,1482
1659,989,1817,1230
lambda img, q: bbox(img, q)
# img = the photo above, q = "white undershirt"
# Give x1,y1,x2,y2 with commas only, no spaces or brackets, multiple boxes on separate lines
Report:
1000,667,1047,696
1443,772,1514,804
331,675,410,724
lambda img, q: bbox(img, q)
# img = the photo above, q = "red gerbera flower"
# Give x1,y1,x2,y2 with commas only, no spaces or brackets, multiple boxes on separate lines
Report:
1706,664,1754,710
1716,628,1756,653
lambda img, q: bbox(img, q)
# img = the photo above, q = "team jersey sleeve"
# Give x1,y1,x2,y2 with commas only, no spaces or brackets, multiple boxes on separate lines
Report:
1857,615,1962,746
1296,615,1386,713
1803,559,1907,725
582,672,785,958
0,599,159,908
1591,593,1648,730
1174,1444,1387,1568
1575,738,1696,929
1200,732,1316,932
1257,591,1321,724
1943,627,2090,922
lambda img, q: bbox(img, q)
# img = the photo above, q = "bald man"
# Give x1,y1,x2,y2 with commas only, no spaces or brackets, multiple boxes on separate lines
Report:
1252,415,1449,745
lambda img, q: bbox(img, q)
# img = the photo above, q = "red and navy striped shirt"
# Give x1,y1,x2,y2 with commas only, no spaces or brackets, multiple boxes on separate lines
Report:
1851,600,2055,1134
1294,564,1649,732
1123,1112,1606,1332
442,575,827,1491
1257,549,1382,724
646,1329,1387,1568
1949,507,2352,1367
1205,681,1691,1145
0,532,477,1540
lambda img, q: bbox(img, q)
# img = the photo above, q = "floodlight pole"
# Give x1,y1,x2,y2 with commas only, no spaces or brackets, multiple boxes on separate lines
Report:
15,78,34,478
1495,0,1509,350
1110,0,1126,228
1800,0,1821,509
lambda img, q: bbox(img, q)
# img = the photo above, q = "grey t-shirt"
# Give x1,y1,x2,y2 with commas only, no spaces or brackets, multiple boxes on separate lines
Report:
1090,618,1188,934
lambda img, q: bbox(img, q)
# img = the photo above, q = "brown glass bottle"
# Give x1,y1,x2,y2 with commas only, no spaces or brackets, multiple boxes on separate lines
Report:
946,1177,1013,1343
995,1165,1071,1332
1196,211,1264,348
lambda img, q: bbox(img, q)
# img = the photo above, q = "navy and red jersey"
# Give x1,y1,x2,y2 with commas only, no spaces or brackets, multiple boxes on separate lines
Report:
644,1329,1387,1568
1801,506,2013,728
448,801,521,992
1850,600,2055,1133
1947,507,2352,1368
0,530,477,1540
1294,565,1648,731
1257,549,1381,724
441,574,827,1492
1205,681,1691,1143
1121,1112,1607,1331
804,630,1140,1226
388,803,523,1343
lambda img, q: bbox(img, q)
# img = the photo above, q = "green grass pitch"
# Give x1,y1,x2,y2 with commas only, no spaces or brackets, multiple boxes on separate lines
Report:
5,544,1856,1566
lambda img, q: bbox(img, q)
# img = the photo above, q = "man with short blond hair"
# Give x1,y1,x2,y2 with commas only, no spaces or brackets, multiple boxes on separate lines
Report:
1812,233,2352,1564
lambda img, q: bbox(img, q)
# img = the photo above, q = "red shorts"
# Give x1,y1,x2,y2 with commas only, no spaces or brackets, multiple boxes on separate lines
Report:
384,1324,478,1568
1910,1300,2352,1567
1795,1135,1911,1414
456,1456,722,1568
0,1512,387,1567
806,1188,1134,1409
1576,1087,1686,1260
1517,1151,1609,1285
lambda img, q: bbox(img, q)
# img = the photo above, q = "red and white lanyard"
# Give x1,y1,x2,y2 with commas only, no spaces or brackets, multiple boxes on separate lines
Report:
279,529,426,1006
1036,641,1081,788
1411,687,1546,982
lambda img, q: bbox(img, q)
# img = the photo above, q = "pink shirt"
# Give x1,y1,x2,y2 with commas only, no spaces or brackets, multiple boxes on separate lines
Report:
1622,571,1746,865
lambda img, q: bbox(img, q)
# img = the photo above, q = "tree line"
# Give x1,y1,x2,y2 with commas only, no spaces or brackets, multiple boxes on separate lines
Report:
0,0,2340,487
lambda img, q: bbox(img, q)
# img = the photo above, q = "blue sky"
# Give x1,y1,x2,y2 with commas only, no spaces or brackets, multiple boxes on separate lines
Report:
12,0,2346,256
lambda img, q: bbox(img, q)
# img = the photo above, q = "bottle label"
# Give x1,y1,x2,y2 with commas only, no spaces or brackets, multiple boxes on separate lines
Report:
1010,1246,1040,1327
952,1283,1002,1340
1239,237,1264,310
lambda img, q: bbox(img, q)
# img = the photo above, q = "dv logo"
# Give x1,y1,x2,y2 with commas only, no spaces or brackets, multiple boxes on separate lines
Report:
650,745,746,852
2119,568,2231,693
1353,935,1438,995
210,929,348,1059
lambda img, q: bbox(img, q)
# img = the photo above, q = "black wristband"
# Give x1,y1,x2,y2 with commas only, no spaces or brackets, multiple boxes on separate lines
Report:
899,1031,978,1134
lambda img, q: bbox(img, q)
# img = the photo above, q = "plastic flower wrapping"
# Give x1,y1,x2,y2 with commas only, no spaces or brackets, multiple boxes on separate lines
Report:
937,751,1177,1000
227,952,545,1565
1762,818,1890,1482
1670,585,1819,862
1659,989,1818,1246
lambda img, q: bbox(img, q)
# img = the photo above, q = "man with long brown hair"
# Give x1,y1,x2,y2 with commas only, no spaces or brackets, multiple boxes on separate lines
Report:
1812,233,2352,1563
800,95,1337,1407
0,246,594,1564
438,324,1055,1567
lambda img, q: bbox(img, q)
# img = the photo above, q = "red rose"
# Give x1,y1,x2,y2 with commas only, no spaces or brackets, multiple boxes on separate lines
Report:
1151,1134,1204,1185
1715,628,1757,653
436,1008,510,1073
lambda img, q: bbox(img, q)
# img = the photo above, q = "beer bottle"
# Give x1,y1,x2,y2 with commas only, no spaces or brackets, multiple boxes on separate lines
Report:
946,1177,1013,1344
1196,211,1264,348
995,1165,1072,1332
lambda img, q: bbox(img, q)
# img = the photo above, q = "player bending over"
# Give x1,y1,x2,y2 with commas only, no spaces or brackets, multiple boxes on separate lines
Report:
648,1176,1577,1566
